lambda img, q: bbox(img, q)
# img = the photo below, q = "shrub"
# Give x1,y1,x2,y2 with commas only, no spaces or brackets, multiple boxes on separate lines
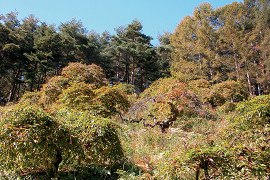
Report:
0,106,81,176
92,85,130,117
126,77,212,129
39,76,70,105
61,62,107,87
19,91,41,106
59,82,95,110
56,109,124,166
209,80,248,107
188,79,211,103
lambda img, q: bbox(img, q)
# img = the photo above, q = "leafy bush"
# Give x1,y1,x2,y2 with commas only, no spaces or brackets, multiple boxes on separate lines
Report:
59,82,95,110
126,77,213,129
39,76,70,105
217,101,237,113
0,105,125,178
56,109,124,166
209,80,248,107
188,79,211,103
19,91,41,106
222,95,270,178
92,85,130,117
0,106,81,176
113,83,136,95
61,62,107,87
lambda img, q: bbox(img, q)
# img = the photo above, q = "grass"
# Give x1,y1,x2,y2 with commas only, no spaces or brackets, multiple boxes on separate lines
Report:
117,115,227,179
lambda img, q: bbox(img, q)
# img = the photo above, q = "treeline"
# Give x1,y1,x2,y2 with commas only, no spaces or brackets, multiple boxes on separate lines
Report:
1,0,270,105
0,13,170,104
170,0,270,96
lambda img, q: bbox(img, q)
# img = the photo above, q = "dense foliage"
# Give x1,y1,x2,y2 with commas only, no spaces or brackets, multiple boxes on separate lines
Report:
0,16,168,105
170,1,270,96
1,0,270,179
0,63,128,178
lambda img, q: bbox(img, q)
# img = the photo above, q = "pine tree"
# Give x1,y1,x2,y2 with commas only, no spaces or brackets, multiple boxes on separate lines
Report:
109,20,156,91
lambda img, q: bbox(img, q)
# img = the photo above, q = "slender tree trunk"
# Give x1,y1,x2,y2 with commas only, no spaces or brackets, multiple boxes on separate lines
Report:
204,165,210,180
232,41,240,80
245,60,253,96
199,53,203,78
116,55,120,82
30,61,38,92
208,61,213,85
196,167,200,180
37,71,43,91
16,75,22,101
140,69,145,92
260,58,265,77
49,146,62,178
131,56,135,85
7,68,21,103
8,82,17,102
125,55,130,83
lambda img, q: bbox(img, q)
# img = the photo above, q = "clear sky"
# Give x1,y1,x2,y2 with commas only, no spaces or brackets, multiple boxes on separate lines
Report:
1,0,242,45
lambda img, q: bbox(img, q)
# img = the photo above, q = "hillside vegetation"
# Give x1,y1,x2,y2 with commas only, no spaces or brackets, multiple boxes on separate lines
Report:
1,0,270,179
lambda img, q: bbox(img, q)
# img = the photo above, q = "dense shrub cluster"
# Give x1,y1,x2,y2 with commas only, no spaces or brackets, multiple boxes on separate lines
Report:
0,63,130,178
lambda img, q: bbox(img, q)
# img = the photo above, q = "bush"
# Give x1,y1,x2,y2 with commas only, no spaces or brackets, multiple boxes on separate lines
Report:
188,79,211,103
0,106,80,176
92,86,130,117
19,91,41,106
39,76,70,105
56,109,124,166
61,62,107,87
126,77,213,128
209,80,248,107
59,82,95,110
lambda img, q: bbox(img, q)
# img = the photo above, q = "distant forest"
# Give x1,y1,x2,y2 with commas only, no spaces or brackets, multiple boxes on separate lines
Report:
0,0,270,104
0,15,170,104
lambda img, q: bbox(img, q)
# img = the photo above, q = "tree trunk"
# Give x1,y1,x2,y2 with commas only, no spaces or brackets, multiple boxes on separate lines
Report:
232,41,240,81
7,68,21,103
204,165,210,180
116,55,120,82
208,61,213,85
30,61,38,92
196,168,200,180
245,60,253,96
131,56,135,85
140,69,145,92
49,147,62,178
199,53,203,78
125,55,130,83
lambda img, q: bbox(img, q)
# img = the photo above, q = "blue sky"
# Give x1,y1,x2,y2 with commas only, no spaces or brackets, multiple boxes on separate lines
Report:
1,0,242,45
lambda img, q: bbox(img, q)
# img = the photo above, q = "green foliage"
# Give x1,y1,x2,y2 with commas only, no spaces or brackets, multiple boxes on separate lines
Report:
93,85,130,117
170,1,270,95
16,63,131,117
59,82,95,110
129,77,212,125
40,76,70,105
0,62,129,178
217,101,237,113
209,80,248,107
113,83,136,95
0,106,80,175
61,62,107,87
188,79,211,103
19,91,41,106
0,105,125,177
232,94,270,130
222,95,270,177
55,108,124,166
2,1,270,179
